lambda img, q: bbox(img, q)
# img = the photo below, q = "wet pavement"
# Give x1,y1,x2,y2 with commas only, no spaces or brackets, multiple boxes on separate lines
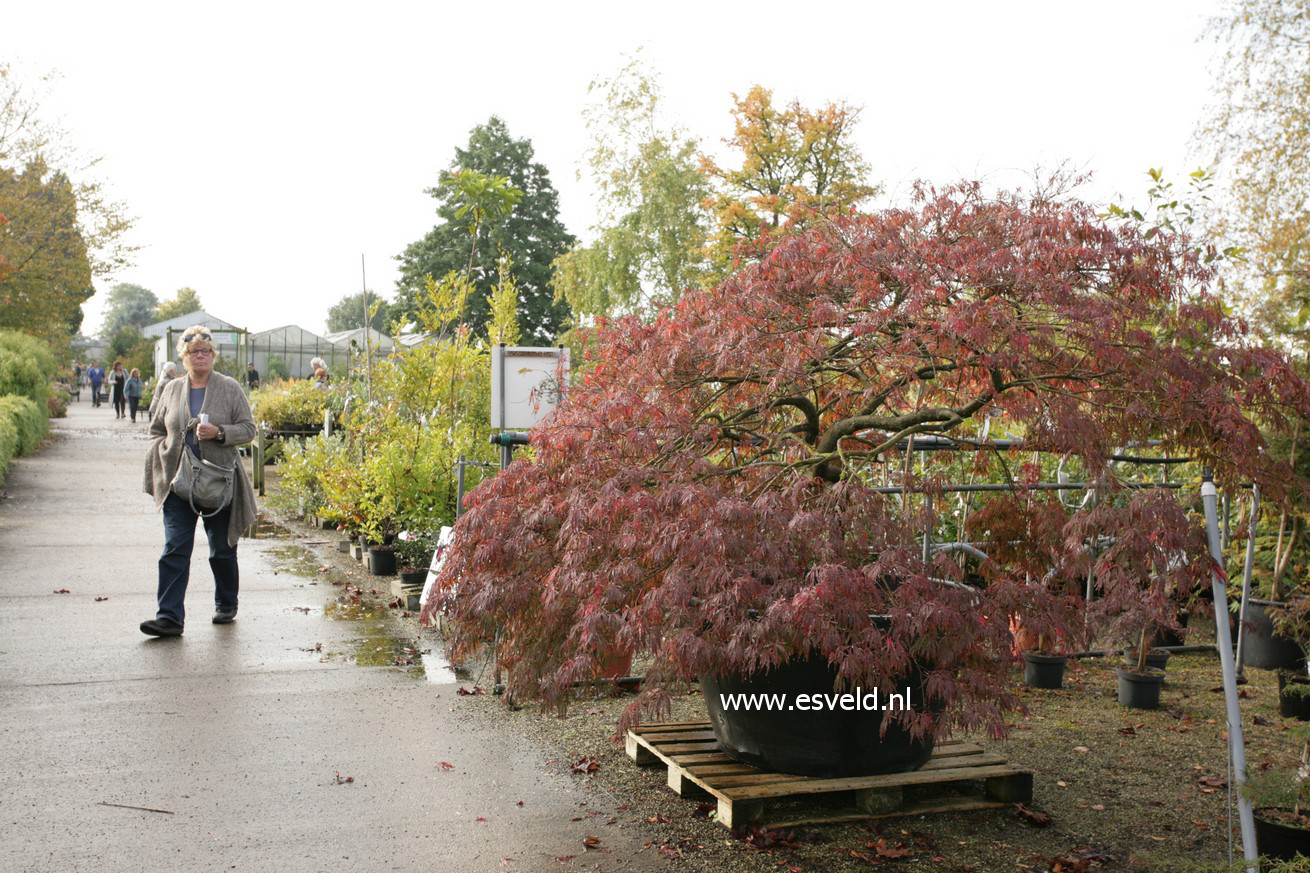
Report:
0,402,659,872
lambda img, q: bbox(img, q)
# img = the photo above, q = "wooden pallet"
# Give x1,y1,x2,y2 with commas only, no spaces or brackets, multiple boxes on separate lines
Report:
626,721,1033,829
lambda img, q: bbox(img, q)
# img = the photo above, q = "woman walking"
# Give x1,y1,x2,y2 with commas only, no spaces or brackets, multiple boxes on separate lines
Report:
108,361,127,419
140,326,257,637
125,368,143,422
148,361,178,417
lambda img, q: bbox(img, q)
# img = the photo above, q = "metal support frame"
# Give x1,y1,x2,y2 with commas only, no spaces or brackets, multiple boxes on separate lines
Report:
1202,474,1259,868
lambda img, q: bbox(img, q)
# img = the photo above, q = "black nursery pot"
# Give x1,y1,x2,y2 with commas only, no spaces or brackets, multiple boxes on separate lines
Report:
1122,648,1171,673
1117,668,1165,710
1278,670,1310,720
1022,652,1067,689
700,654,935,778
1242,602,1306,671
399,569,427,587
1254,811,1310,862
367,546,397,576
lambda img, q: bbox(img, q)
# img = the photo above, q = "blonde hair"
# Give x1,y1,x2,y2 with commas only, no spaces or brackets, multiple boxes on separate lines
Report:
176,325,215,359
130,368,140,377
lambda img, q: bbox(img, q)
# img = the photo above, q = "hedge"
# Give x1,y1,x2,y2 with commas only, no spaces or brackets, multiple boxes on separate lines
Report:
0,331,56,407
0,395,47,456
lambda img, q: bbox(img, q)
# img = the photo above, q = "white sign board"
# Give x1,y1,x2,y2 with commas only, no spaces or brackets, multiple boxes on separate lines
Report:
419,526,455,609
490,345,569,430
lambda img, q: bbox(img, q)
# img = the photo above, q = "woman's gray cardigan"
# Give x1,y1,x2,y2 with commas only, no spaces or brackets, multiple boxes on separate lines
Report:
143,370,258,546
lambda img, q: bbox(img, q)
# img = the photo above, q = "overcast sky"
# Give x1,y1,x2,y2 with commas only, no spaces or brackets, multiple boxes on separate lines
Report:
3,0,1224,337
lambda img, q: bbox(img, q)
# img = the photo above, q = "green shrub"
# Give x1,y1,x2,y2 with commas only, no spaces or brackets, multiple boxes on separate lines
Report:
0,332,56,405
0,395,48,455
46,390,68,419
251,379,341,431
0,408,15,486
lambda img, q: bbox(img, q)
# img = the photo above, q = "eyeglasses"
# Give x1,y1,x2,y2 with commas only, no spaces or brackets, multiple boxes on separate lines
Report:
187,348,214,357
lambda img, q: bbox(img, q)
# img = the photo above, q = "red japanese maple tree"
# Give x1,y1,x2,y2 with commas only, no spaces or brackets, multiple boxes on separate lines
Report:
427,181,1310,738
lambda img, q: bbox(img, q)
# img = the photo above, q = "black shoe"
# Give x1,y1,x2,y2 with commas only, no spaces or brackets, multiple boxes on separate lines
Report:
212,607,238,624
140,617,184,637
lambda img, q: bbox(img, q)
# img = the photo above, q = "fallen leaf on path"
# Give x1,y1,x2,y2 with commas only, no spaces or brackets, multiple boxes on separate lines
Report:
1073,745,1090,753
1015,803,1053,827
53,588,70,594
582,836,602,850
94,596,109,602
1116,726,1137,737
571,756,600,775
457,686,485,696
868,838,914,858
692,802,715,819
439,761,455,771
333,772,353,784
1198,775,1228,788
516,800,524,806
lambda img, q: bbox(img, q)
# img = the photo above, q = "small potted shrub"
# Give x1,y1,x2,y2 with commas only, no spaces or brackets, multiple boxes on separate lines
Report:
1272,595,1310,720
1244,730,1310,862
395,530,435,587
425,183,1310,775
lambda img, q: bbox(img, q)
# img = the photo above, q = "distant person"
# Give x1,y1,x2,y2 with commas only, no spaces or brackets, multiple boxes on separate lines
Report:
140,325,257,637
149,361,179,418
308,357,326,380
108,361,128,419
125,368,143,422
87,360,105,408
245,362,260,390
313,367,330,391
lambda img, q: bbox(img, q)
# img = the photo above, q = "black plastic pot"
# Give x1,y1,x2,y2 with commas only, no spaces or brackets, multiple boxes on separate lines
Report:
1278,671,1310,720
1151,611,1190,648
1254,810,1310,861
700,654,935,778
367,546,396,576
399,569,427,587
1117,668,1165,710
1242,602,1306,671
1122,648,1171,672
1022,652,1067,689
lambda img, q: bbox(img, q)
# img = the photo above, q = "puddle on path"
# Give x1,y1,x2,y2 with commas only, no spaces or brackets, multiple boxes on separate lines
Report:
245,517,295,540
267,543,460,683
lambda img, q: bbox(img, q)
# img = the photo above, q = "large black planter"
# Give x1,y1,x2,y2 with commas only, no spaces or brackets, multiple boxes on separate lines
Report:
700,655,935,778
1254,810,1310,861
367,546,396,576
1243,602,1306,671
1279,671,1310,721
1117,668,1165,710
1022,652,1067,689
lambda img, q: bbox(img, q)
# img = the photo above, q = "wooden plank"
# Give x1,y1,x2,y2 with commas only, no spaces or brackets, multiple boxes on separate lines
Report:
625,733,658,765
717,796,763,830
632,721,710,731
641,729,718,743
684,763,759,776
764,797,1007,830
702,773,811,788
668,752,735,765
919,753,1007,771
654,740,722,755
926,742,985,758
722,763,1032,801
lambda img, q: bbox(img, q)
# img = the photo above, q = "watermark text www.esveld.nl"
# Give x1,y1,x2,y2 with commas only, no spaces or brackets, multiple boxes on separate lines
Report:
718,687,913,713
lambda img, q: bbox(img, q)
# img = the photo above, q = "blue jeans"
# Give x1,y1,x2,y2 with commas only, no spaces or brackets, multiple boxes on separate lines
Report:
157,492,239,624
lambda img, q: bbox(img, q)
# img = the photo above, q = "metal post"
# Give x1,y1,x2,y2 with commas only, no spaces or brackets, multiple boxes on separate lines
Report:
324,408,332,438
1235,485,1260,677
254,429,265,497
498,343,508,471
456,454,466,519
1202,472,1258,869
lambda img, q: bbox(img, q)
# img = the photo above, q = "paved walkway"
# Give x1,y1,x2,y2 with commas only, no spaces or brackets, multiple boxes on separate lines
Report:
0,402,658,872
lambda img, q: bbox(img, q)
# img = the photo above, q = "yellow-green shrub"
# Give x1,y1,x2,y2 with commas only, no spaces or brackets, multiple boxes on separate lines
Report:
0,332,56,407
0,395,48,455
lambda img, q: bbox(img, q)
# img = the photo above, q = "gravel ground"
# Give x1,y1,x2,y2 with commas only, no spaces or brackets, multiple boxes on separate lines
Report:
261,474,1304,872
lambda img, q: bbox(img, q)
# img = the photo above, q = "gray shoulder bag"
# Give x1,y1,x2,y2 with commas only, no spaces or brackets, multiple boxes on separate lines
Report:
170,449,236,517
